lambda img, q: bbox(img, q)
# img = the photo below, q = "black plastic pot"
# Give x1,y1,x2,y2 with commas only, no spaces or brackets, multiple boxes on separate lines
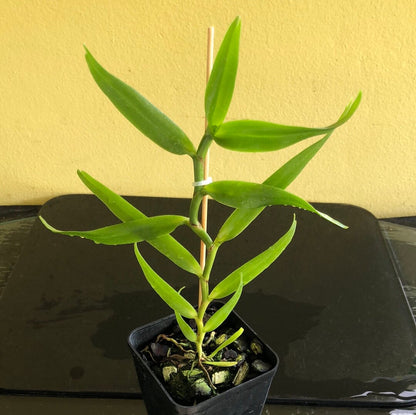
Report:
127,304,278,415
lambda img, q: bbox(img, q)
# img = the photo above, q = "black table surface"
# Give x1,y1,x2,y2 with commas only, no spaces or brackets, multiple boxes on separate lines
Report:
1,200,416,414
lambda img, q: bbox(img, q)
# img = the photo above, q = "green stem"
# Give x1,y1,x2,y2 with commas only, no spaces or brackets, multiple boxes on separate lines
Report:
203,242,219,280
197,131,214,158
195,296,210,360
189,190,203,226
189,132,214,225
194,242,221,361
189,155,204,225
187,221,213,247
191,131,215,361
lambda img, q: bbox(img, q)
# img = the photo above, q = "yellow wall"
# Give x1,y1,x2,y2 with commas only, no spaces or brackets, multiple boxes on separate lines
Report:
1,0,415,218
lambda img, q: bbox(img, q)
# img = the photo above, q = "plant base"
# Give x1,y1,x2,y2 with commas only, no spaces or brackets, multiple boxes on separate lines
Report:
128,304,278,415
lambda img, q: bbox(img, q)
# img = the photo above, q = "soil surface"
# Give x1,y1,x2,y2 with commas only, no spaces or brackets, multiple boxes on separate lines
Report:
138,305,273,406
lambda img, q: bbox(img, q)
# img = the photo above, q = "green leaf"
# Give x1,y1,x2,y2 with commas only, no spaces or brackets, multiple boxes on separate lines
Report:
134,244,197,319
215,207,264,244
213,92,361,152
214,120,328,152
263,132,332,189
175,312,197,343
216,132,332,242
77,171,202,276
203,360,238,367
39,215,188,245
84,47,196,156
216,208,262,243
205,17,241,129
336,91,362,124
206,180,345,229
214,92,361,241
204,180,346,228
204,279,243,333
207,327,244,359
77,170,145,222
211,217,297,299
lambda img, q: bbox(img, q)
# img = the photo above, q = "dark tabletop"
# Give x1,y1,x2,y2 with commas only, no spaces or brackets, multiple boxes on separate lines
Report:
1,200,415,414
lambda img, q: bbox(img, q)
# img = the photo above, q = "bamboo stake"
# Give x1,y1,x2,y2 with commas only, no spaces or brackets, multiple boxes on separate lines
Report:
199,26,214,305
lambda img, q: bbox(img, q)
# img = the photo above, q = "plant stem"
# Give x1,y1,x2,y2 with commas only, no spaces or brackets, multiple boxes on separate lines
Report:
190,131,215,360
193,242,220,361
197,131,214,158
203,242,219,281
187,220,213,247
189,190,204,226
189,132,213,225
195,298,209,359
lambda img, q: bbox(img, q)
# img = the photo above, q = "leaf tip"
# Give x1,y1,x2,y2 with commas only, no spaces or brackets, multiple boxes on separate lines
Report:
83,46,99,70
354,90,362,106
233,16,242,27
83,44,91,57
39,216,55,232
76,169,90,186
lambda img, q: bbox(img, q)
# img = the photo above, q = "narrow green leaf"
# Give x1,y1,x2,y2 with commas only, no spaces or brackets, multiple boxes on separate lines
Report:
175,312,197,343
215,89,361,242
204,279,243,332
39,215,188,245
77,170,145,222
203,360,238,367
263,132,332,189
145,237,202,277
216,132,332,242
205,17,241,129
336,91,362,125
213,92,361,152
211,217,296,299
204,181,346,228
207,327,244,359
77,171,202,276
134,244,197,319
214,120,329,152
216,208,262,243
215,207,264,244
84,47,196,156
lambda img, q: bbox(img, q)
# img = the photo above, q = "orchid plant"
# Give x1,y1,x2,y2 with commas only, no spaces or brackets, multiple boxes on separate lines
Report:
40,17,360,371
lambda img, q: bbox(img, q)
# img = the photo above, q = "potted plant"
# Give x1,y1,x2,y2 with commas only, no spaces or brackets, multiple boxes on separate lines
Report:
40,16,360,415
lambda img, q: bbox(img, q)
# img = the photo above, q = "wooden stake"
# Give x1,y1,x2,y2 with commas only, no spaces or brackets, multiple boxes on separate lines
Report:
199,26,214,304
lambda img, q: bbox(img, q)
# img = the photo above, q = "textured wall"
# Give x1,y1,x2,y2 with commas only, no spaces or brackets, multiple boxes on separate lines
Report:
1,0,415,217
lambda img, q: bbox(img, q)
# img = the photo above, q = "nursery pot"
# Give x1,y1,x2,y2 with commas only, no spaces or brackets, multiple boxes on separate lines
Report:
127,303,278,415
